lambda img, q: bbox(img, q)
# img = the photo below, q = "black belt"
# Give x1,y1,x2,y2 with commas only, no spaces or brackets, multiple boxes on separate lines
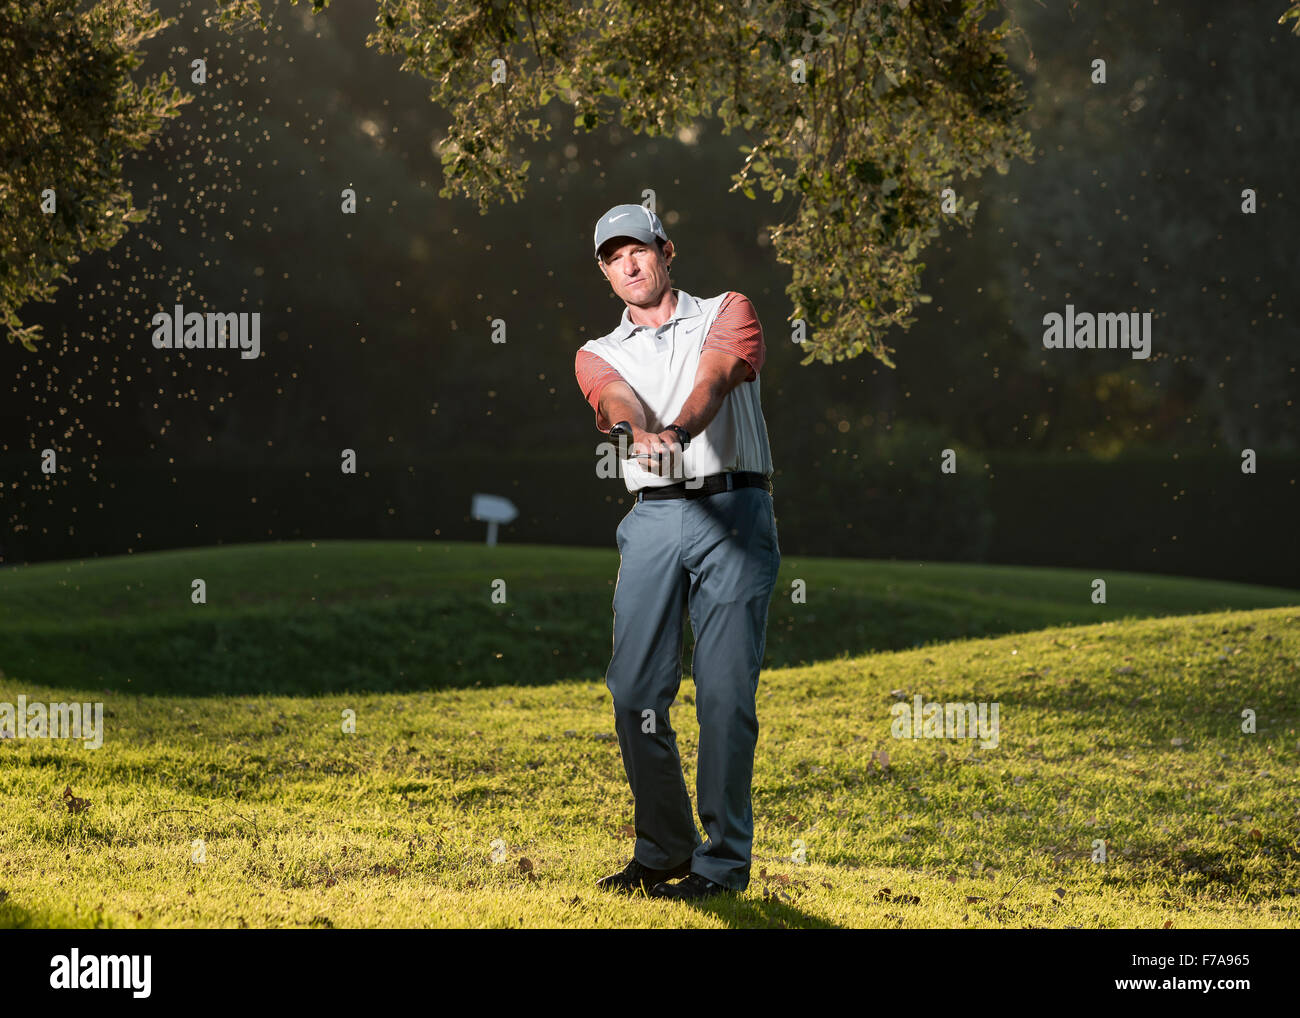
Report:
636,471,771,502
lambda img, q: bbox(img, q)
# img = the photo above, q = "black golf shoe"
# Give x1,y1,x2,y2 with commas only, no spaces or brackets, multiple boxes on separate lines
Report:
648,872,735,901
596,855,692,895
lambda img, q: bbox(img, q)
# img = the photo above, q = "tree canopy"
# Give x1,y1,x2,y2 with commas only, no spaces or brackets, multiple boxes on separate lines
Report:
8,0,1296,377
0,0,187,351
213,0,1034,368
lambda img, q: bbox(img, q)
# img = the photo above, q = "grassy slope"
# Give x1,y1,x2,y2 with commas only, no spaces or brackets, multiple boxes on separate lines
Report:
1,539,1295,695
0,541,1297,928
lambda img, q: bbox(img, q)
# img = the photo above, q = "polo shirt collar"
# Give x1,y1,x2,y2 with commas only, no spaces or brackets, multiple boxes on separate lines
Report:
612,288,703,340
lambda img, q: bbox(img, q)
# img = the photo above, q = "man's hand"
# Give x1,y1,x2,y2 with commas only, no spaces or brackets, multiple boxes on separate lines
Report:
629,426,686,477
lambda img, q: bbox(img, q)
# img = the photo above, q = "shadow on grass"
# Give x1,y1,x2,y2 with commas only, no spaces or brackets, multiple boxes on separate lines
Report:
653,893,842,929
0,897,76,929
7,590,1286,698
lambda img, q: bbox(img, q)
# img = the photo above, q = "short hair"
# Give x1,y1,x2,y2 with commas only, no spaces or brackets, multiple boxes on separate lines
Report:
657,237,672,274
599,236,671,274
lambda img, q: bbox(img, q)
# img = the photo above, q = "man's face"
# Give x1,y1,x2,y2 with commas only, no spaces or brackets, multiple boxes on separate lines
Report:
598,237,674,307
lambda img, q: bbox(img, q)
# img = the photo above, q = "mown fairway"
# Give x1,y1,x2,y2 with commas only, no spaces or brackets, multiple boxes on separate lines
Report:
0,541,1296,927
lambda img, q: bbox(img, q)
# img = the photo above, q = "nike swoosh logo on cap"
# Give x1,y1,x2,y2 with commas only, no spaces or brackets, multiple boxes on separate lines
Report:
608,212,631,222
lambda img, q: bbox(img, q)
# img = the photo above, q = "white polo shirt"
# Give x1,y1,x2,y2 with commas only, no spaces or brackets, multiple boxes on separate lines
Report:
574,288,775,494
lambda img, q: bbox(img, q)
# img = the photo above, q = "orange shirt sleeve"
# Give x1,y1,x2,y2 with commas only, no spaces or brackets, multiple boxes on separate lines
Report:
574,348,626,432
701,291,765,382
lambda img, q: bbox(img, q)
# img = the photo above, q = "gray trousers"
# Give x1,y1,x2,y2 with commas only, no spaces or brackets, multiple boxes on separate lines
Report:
605,482,781,891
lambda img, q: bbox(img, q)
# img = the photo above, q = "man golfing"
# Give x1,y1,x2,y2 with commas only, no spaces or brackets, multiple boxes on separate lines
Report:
574,203,781,901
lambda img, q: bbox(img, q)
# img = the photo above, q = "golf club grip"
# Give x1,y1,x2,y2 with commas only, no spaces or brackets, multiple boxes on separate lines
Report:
609,421,655,460
609,420,632,455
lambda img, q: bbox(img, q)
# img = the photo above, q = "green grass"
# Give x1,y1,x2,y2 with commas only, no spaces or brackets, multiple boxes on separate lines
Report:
0,541,1297,928
1,538,1294,696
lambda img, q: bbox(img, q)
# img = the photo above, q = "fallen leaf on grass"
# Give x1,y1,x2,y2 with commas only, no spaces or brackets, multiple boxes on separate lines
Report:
518,858,534,874
875,888,892,901
62,786,91,814
619,824,635,839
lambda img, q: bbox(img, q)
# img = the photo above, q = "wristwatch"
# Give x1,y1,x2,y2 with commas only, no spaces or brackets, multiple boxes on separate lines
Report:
665,423,691,449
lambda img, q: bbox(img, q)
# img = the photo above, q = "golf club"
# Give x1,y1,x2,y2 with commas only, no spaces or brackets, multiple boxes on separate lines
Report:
608,420,658,462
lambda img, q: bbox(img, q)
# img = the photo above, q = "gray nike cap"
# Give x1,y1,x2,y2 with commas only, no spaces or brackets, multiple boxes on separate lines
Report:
593,203,669,260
